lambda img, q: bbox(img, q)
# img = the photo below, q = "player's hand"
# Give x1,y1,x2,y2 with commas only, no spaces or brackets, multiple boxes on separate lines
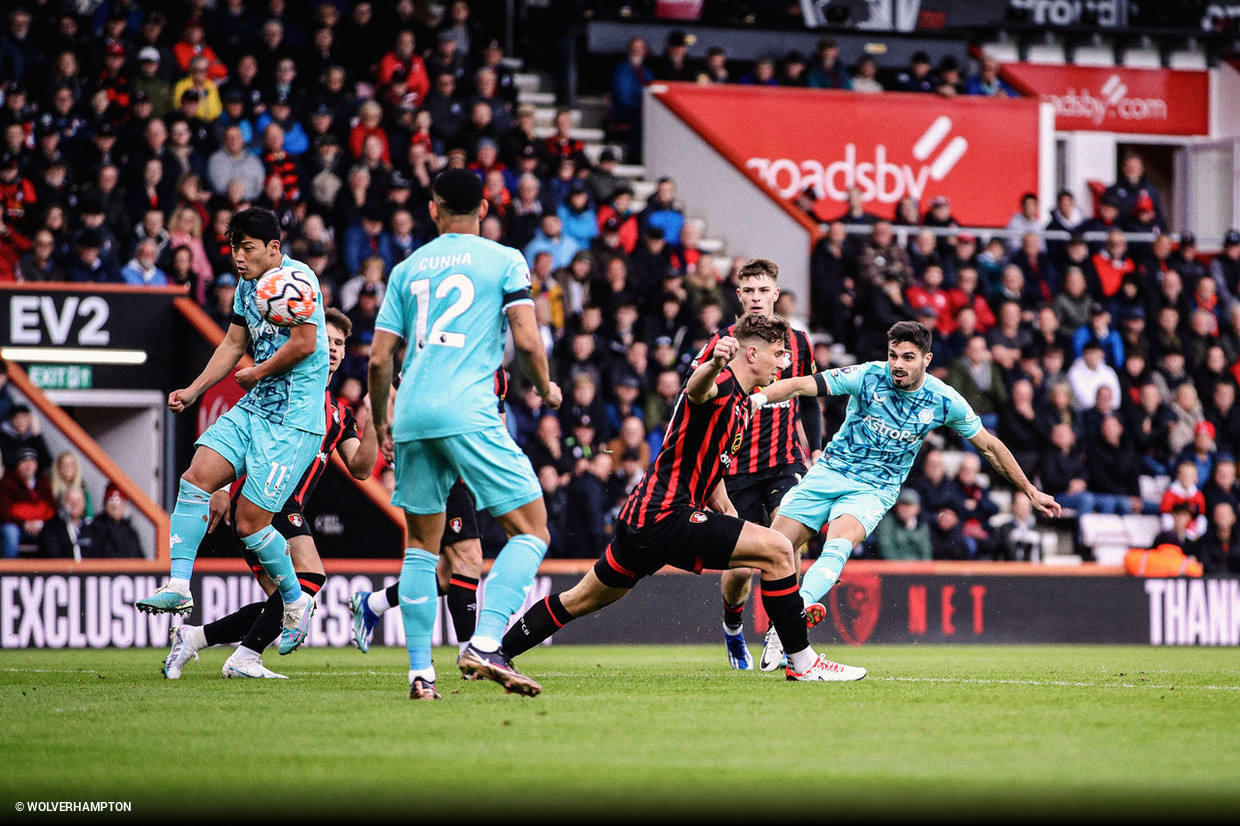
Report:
234,366,260,391
541,382,563,410
168,387,199,413
712,335,739,367
375,422,394,464
1030,490,1062,519
206,490,231,533
354,396,372,431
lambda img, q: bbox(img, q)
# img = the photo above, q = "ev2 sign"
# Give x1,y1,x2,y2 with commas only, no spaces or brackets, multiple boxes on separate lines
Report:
8,294,110,346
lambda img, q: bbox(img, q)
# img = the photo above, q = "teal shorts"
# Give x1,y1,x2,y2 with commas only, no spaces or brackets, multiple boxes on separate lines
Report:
777,462,900,538
391,425,542,517
196,404,322,514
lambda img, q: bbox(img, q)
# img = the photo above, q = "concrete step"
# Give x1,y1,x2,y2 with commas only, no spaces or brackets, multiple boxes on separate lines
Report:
513,71,546,92
534,125,605,142
521,91,558,107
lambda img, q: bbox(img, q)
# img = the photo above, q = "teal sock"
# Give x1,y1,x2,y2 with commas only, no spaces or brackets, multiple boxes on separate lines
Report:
476,534,548,643
400,548,439,671
241,525,300,603
168,478,212,581
799,538,853,605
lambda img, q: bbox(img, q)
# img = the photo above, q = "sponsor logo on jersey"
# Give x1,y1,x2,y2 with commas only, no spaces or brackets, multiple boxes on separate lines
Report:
862,414,923,443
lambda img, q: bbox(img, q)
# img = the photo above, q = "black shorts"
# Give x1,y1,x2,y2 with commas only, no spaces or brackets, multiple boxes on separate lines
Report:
594,507,746,589
442,479,480,544
724,463,807,525
237,499,313,578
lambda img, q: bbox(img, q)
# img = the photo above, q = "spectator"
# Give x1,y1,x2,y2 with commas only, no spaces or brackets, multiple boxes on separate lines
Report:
343,205,395,277
538,463,570,558
557,181,598,249
1091,229,1137,304
856,220,913,289
653,29,697,82
739,54,779,86
698,46,731,83
1152,500,1199,556
38,487,93,560
586,147,623,207
1067,340,1121,412
806,37,851,89
596,184,640,255
1176,420,1219,488
563,451,613,557
1084,414,1146,515
610,37,653,161
207,125,266,202
946,335,1007,432
524,213,581,272
1207,229,1240,298
0,446,55,557
1077,193,1123,253
1072,303,1124,367
1005,192,1042,253
952,451,1000,549
780,49,809,87
873,489,931,560
999,377,1043,476
1205,380,1240,458
17,229,65,282
1198,501,1240,574
929,506,970,560
964,54,1016,97
172,56,223,123
171,18,228,82
1103,152,1167,231
1167,381,1205,459
909,448,966,520
851,54,884,93
205,271,238,330
87,482,144,558
1039,422,1095,514
991,490,1044,561
936,55,965,97
1160,459,1209,541
640,177,685,246
896,51,938,93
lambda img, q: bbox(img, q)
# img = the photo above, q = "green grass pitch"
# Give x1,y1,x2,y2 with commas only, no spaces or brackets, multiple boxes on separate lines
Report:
1,644,1237,821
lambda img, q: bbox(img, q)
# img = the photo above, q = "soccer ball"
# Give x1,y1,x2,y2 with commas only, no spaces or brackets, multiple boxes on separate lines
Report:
254,266,317,326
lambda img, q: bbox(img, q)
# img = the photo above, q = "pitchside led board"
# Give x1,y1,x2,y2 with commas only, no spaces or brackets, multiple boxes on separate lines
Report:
0,285,178,391
653,83,1044,227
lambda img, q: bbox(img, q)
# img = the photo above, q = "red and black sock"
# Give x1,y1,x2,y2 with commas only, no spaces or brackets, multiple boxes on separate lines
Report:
203,601,265,646
240,572,326,653
760,574,809,655
501,593,573,658
723,598,745,633
446,574,479,641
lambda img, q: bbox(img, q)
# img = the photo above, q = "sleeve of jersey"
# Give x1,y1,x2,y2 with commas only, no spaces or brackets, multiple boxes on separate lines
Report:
373,272,406,338
690,332,722,370
501,251,534,310
341,408,359,442
945,387,984,440
821,361,872,396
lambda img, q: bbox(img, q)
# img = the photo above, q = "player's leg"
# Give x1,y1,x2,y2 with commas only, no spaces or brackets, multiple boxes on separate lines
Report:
136,442,237,614
389,437,455,700
797,514,868,613
728,521,865,682
719,476,762,670
448,426,548,695
501,562,630,659
439,482,483,643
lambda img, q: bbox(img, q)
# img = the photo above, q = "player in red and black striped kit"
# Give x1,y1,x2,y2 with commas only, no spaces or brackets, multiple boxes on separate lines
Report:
349,366,512,653
162,307,379,679
689,258,820,671
499,314,858,682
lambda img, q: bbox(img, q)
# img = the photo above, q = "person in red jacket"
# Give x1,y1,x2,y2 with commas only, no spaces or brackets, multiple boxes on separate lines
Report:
0,447,55,558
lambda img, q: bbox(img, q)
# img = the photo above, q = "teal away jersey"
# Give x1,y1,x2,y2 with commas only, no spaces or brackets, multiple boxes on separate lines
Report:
376,232,532,439
820,361,982,489
233,254,329,435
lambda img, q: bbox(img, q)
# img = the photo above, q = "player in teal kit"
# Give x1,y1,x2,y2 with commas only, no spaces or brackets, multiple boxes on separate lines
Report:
368,169,562,700
137,207,329,657
755,321,1061,664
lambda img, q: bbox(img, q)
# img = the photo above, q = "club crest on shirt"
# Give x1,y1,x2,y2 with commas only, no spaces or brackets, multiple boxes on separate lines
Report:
919,409,933,424
690,511,707,524
288,513,303,527
450,517,463,533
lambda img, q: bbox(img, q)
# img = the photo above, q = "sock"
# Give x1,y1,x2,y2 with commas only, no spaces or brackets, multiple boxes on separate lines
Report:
787,646,818,673
446,574,479,641
241,525,300,604
240,590,283,653
800,538,853,605
408,667,437,684
230,644,262,663
203,603,265,646
501,593,573,658
180,624,208,651
168,479,212,581
400,548,439,671
474,534,547,644
370,585,397,616
760,574,809,657
722,598,744,632
298,571,326,598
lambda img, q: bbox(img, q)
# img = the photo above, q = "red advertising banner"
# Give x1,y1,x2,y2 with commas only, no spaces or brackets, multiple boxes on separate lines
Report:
999,63,1210,135
195,371,245,438
654,83,1042,227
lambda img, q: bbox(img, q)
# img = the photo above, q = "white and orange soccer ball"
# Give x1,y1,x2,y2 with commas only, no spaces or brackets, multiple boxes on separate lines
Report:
254,266,317,326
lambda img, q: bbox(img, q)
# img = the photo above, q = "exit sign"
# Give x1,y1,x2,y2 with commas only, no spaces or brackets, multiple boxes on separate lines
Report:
28,364,93,389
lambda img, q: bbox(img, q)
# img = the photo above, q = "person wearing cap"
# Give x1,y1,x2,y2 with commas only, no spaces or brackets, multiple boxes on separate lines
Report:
97,41,134,111
425,25,470,90
1170,231,1207,287
896,49,938,93
0,445,55,558
477,37,518,108
778,49,809,87
935,55,965,97
130,45,173,117
653,29,697,82
808,36,852,89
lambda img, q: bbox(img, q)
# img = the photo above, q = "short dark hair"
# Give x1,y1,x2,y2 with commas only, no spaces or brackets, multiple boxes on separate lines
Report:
227,207,281,247
325,306,351,338
432,168,484,215
734,313,789,347
888,320,933,354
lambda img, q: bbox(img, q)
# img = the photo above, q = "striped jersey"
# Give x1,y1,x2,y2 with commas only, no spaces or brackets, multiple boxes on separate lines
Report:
820,361,982,489
691,324,815,475
232,390,358,513
232,254,329,435
618,368,752,528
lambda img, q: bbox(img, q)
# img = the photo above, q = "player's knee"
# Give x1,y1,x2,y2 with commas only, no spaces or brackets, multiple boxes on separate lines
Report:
233,508,272,539
761,531,797,576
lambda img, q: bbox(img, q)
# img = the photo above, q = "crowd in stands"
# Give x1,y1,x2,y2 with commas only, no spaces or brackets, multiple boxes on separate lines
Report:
0,2,1235,573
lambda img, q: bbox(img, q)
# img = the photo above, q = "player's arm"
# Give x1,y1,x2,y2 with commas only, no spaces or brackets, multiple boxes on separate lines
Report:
169,321,251,412
968,428,1063,518
507,302,562,409
687,335,739,404
368,329,401,462
337,396,379,481
707,480,738,517
754,373,829,407
234,321,319,392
